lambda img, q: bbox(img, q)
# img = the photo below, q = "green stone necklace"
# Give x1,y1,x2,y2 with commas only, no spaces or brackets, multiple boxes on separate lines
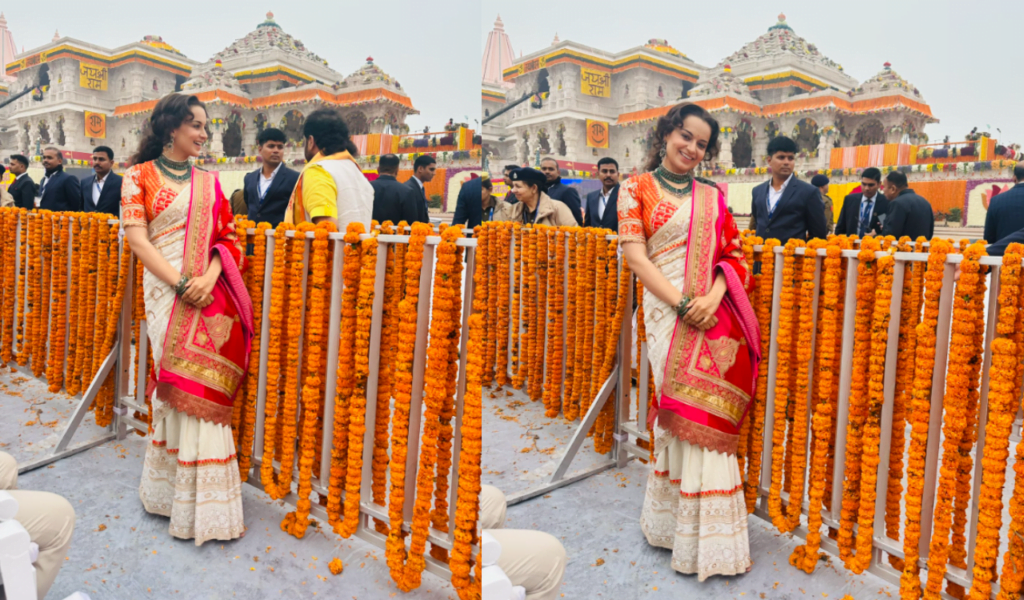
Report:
156,153,193,184
653,165,693,198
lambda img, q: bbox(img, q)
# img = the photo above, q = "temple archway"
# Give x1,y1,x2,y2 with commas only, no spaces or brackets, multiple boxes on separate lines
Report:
793,118,819,154
281,110,305,143
345,111,369,136
854,119,885,146
733,120,754,168
223,112,244,157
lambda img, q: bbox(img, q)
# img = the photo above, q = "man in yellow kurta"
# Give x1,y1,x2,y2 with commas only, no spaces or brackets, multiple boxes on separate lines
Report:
285,108,373,231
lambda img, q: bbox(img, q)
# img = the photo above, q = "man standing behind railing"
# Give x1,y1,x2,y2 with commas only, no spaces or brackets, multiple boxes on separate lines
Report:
881,171,934,240
983,164,1024,247
835,167,887,237
750,136,827,243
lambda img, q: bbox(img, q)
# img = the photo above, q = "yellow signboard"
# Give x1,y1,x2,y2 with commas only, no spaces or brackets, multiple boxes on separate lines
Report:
79,62,108,91
580,68,611,97
586,120,609,149
84,111,106,139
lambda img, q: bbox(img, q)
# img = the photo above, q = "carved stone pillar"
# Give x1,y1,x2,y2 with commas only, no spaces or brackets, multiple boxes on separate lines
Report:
753,135,769,167
719,136,734,169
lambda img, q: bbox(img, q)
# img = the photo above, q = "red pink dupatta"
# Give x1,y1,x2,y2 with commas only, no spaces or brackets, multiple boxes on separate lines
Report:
154,169,254,426
647,180,761,456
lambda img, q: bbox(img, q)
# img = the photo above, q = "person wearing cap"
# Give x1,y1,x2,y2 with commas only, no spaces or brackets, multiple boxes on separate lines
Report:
371,154,423,226
494,167,576,227
811,173,834,235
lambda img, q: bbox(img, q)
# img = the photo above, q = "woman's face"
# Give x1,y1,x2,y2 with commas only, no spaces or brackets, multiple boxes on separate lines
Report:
662,115,712,174
512,180,537,203
481,187,492,205
171,106,209,158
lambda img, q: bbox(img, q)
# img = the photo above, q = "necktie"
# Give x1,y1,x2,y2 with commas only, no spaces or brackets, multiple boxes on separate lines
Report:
598,194,607,221
859,199,873,237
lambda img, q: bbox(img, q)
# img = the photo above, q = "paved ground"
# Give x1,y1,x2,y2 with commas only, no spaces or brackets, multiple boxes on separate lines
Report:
0,364,456,600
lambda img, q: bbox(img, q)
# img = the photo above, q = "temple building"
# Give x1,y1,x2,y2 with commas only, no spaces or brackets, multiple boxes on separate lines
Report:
0,12,417,161
483,13,936,174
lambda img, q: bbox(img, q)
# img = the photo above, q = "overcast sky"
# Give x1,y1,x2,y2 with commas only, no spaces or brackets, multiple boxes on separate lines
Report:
482,0,1023,147
2,1,478,131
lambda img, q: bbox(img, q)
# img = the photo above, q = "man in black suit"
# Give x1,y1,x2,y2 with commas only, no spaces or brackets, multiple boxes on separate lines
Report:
404,155,434,224
7,154,35,210
835,167,888,237
583,157,619,230
983,164,1024,244
80,146,122,217
372,154,421,226
37,147,82,212
539,157,583,225
749,136,827,243
244,128,300,227
881,171,934,240
451,174,485,230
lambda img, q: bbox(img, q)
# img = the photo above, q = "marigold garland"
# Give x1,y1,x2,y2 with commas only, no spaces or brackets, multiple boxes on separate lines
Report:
511,223,523,387
513,226,529,389
837,237,880,560
94,231,129,428
569,229,592,419
14,210,30,366
768,239,802,530
923,241,986,600
564,227,578,420
0,210,17,364
964,244,1023,600
371,225,402,534
495,222,512,387
791,238,844,572
88,219,111,414
898,239,952,600
237,223,269,480
595,250,630,454
484,224,498,385
24,213,41,368
35,213,54,378
47,217,69,392
530,227,548,402
432,231,466,561
396,225,462,591
543,229,565,418
259,221,295,498
745,237,776,513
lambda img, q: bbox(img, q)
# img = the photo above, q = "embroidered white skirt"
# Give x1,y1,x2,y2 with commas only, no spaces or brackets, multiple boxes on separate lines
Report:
640,435,752,580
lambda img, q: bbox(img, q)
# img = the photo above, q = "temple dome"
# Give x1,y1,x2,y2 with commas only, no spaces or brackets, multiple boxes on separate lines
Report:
213,11,328,67
721,13,843,73
850,62,923,99
339,56,402,90
140,35,184,56
644,38,686,58
688,64,755,100
180,58,243,92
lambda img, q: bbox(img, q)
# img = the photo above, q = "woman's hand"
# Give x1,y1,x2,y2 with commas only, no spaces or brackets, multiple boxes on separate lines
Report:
683,294,721,331
182,272,216,308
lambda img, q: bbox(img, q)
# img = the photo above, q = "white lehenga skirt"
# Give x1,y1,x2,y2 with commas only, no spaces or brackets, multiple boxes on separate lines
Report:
638,253,752,581
135,192,245,546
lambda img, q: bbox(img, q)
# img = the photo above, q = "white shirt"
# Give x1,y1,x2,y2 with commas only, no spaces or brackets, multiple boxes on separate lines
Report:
258,163,282,203
859,192,878,231
767,174,793,216
598,187,614,220
92,172,108,206
15,172,26,181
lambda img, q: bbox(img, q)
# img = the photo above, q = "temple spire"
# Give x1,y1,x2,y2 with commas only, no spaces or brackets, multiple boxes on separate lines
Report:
482,13,516,87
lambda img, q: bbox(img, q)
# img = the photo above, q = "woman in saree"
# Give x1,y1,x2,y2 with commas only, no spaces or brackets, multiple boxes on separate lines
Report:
122,93,254,545
618,103,760,580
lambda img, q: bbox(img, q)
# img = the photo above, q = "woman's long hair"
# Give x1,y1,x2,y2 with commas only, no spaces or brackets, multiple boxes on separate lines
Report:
642,102,721,173
130,94,209,166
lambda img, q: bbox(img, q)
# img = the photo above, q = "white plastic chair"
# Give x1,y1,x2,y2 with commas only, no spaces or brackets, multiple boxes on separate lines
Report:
0,491,91,600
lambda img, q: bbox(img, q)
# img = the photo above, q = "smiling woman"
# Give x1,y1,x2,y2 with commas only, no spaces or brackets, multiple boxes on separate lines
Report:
123,92,254,546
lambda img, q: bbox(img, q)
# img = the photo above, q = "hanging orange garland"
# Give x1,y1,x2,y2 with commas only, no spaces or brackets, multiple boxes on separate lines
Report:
848,250,894,574
238,223,269,481
372,226,403,534
837,237,880,560
923,241,986,600
34,212,53,378
0,210,16,364
24,213,40,368
338,228,378,538
513,226,530,390
511,223,523,387
744,237,776,513
495,222,511,387
530,227,548,402
543,229,564,418
47,217,68,392
386,221,431,585
899,238,952,600
595,252,630,454
259,221,295,498
965,244,1023,600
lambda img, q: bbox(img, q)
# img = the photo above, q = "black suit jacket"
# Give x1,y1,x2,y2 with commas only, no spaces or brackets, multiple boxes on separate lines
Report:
244,165,300,227
404,177,431,224
7,174,35,210
583,185,619,230
984,183,1024,244
834,193,889,236
882,189,934,240
544,180,584,226
80,172,122,217
39,169,83,212
750,176,827,243
372,174,422,226
451,177,484,230
990,227,1024,256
